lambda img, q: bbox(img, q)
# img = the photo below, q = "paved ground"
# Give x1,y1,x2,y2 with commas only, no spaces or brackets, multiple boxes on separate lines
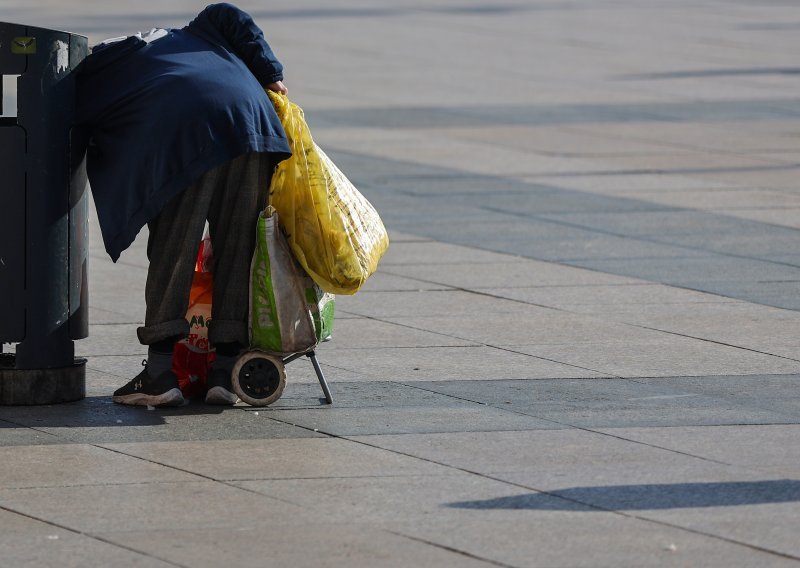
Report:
2,1,800,566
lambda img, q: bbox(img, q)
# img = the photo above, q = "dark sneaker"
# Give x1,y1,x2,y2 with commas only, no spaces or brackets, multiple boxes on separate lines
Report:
205,367,239,405
112,363,184,407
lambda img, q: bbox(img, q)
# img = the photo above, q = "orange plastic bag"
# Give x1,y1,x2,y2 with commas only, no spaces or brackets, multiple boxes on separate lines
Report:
172,234,216,398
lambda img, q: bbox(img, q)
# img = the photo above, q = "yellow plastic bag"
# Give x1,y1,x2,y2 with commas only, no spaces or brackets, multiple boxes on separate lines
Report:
267,91,389,295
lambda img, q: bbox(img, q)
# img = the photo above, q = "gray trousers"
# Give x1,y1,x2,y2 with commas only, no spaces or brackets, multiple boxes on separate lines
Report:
137,152,277,347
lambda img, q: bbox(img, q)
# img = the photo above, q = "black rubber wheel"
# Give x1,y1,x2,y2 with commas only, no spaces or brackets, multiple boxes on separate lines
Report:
231,351,286,406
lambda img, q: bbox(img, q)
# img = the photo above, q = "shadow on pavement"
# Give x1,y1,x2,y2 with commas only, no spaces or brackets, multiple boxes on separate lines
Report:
0,396,227,428
449,480,800,511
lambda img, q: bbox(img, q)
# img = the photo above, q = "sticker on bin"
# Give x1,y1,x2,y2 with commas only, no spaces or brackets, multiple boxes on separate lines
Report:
11,37,36,54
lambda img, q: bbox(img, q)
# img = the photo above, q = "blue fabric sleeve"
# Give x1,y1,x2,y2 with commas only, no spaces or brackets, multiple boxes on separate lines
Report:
186,3,284,84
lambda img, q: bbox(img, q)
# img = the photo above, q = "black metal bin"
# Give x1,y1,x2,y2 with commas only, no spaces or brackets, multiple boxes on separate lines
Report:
0,23,89,404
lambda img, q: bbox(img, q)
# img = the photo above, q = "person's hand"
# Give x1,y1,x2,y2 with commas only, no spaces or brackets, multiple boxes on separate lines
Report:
266,81,288,95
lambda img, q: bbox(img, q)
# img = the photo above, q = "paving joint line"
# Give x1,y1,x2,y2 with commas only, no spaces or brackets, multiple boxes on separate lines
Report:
336,307,616,376
0,421,66,442
564,122,800,165
227,473,462,482
479,204,800,269
385,530,519,568
67,402,792,562
93,442,310,509
366,269,800,367
376,267,738,330
254,416,547,566
630,325,800,364
513,163,800,178
393,381,734,466
378,263,743,307
0,503,188,567
487,344,619,376
317,429,800,562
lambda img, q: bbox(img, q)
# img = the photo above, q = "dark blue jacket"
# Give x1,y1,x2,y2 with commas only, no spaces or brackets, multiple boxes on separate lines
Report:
76,3,291,261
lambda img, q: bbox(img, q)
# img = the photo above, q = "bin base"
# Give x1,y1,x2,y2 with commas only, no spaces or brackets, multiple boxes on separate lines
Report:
0,355,86,405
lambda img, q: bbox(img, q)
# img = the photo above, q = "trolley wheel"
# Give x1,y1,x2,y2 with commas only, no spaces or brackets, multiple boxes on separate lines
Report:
231,351,286,407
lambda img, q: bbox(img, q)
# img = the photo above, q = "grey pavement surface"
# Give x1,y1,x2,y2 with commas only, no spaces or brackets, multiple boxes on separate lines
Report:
2,0,800,566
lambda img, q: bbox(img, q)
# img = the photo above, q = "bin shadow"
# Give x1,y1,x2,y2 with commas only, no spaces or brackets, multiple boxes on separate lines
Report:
448,480,800,512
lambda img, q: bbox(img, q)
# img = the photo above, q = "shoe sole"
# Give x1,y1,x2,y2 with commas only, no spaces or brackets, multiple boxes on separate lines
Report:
112,388,185,407
205,386,239,405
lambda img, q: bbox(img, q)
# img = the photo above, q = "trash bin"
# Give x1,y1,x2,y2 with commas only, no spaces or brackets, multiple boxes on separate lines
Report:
0,22,89,404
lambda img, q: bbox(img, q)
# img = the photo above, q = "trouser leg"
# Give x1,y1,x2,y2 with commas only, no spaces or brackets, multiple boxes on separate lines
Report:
136,171,216,345
207,152,276,347
136,152,276,346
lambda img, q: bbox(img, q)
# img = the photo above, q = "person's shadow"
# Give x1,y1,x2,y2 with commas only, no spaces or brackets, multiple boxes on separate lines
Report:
448,480,800,511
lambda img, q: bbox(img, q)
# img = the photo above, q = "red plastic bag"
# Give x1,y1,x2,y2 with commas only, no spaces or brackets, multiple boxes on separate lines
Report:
172,232,215,399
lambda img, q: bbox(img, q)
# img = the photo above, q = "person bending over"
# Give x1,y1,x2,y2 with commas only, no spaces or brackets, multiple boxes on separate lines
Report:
76,3,291,406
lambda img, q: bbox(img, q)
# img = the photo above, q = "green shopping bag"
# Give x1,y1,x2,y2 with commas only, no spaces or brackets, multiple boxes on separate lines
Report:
250,207,334,354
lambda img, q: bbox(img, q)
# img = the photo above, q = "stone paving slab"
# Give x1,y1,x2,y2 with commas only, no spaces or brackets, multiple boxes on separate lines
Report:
3,0,800,566
0,444,198,489
269,380,501,409
0,422,65,447
85,307,141,326
337,289,542,319
747,213,800,231
378,311,674,348
523,172,737,193
495,461,793,495
0,399,325,445
516,339,800,378
348,428,800,564
383,515,799,568
295,346,608,382
0,481,313,534
0,509,172,568
86,353,372,389
637,498,800,558
480,188,686,217
537,209,794,239
565,257,800,310
441,482,800,564
232,471,574,525
349,430,707,476
551,296,780,319
410,378,799,428
95,524,495,568
488,282,737,310
692,281,800,312
323,317,480,349
383,260,644,290
76,324,148,358
611,188,800,214
438,124,684,157
563,303,800,360
501,235,716,264
339,150,800,312
377,240,523,266
657,229,800,260
594,425,800,477
101,438,451,481
693,168,800,193
570,121,800,155
350,270,456,292
264,405,559,436
586,152,787,177
638,375,800,416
